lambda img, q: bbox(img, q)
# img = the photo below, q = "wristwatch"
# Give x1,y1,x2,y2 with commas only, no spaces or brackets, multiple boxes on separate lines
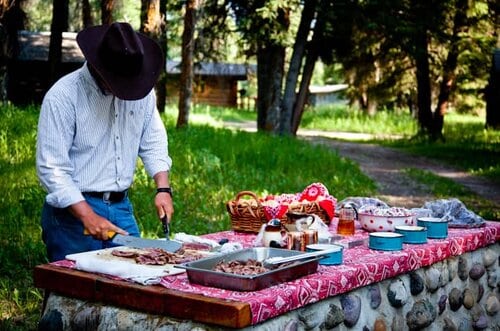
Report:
156,187,173,197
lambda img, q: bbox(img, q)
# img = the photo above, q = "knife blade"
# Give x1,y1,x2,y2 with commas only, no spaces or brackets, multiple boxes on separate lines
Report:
111,233,182,252
84,229,182,253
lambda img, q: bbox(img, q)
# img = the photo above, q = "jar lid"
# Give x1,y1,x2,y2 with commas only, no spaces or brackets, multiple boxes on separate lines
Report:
265,219,282,231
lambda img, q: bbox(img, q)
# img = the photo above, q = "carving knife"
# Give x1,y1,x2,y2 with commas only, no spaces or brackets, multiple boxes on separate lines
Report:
161,215,170,239
84,228,182,253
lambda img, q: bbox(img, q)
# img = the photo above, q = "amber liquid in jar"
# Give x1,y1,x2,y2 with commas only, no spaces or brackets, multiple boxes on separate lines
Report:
337,218,355,235
337,207,356,236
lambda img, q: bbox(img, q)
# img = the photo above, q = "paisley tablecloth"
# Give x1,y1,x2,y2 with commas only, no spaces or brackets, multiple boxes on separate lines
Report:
54,220,500,325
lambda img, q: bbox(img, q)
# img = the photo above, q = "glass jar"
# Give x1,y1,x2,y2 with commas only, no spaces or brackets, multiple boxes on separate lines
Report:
337,205,356,236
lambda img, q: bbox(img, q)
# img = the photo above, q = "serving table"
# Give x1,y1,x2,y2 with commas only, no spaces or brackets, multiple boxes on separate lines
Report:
34,220,500,329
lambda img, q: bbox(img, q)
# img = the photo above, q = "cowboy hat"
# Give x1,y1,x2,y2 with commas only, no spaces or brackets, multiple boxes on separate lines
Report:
77,22,164,100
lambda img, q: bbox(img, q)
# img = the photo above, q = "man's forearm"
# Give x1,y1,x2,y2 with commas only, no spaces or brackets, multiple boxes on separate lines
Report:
153,171,170,188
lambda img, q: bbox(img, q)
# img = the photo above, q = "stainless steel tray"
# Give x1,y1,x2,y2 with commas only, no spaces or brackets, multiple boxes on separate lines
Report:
176,247,320,291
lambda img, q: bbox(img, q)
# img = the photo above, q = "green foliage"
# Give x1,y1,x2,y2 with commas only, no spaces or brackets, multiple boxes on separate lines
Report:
300,104,418,136
0,104,47,330
132,121,375,236
24,0,141,32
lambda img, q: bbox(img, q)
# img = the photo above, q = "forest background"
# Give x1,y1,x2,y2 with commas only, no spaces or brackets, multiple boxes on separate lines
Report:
1,0,499,138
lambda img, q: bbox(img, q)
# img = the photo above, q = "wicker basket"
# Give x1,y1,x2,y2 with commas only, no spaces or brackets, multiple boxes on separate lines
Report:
226,191,332,233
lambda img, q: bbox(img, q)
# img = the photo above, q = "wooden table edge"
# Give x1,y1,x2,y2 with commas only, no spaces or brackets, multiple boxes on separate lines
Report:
33,264,252,328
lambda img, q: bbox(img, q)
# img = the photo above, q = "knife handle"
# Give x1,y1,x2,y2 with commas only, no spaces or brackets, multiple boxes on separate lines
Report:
161,215,170,238
83,229,116,238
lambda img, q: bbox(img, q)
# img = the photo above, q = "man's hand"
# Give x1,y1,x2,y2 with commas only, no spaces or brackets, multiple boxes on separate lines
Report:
155,191,174,222
153,171,174,222
69,200,128,240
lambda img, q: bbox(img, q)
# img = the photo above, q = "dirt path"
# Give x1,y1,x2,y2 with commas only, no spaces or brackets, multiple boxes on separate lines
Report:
303,136,500,208
224,121,500,209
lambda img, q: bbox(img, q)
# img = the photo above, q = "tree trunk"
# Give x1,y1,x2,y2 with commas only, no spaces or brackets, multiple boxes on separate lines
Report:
414,27,433,134
290,3,327,134
82,0,93,28
141,0,161,34
256,44,285,132
156,0,167,113
177,0,197,128
432,0,468,139
486,3,500,129
0,0,25,101
486,49,500,129
291,47,318,134
279,0,317,135
101,0,114,25
140,0,167,113
48,0,68,86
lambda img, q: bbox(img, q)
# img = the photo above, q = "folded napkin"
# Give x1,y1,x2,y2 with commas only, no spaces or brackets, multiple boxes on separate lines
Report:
73,254,171,285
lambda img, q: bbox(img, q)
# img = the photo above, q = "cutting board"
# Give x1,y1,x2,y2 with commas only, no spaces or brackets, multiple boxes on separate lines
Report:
66,246,188,279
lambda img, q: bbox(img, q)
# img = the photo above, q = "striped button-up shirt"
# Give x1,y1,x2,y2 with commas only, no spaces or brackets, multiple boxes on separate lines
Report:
36,63,171,208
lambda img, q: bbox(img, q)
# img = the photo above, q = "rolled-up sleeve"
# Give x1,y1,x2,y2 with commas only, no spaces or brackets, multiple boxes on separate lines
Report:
36,96,85,208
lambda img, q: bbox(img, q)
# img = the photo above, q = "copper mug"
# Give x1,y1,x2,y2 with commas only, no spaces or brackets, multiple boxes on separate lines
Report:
303,229,318,246
286,231,306,251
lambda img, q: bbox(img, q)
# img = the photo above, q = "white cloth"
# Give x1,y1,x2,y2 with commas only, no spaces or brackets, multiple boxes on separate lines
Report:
73,254,171,285
36,63,171,208
173,232,220,249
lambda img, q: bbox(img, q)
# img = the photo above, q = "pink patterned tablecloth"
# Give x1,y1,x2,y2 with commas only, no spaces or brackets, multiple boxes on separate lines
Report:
54,221,500,325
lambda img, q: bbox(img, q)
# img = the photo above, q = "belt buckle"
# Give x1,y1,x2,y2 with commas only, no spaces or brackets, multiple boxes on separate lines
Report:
103,192,111,203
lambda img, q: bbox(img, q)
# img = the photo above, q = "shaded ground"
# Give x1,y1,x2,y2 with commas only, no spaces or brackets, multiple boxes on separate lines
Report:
305,136,500,208
224,121,500,209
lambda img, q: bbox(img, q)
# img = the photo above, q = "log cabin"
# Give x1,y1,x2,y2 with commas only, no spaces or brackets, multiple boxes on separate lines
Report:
7,31,254,108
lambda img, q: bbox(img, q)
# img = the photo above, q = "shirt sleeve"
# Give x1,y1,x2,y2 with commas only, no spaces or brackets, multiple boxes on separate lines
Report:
138,92,172,177
36,95,85,208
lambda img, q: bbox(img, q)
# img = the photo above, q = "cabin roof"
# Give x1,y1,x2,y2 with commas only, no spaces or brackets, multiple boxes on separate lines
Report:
16,31,254,80
17,30,84,62
308,84,348,94
166,60,255,79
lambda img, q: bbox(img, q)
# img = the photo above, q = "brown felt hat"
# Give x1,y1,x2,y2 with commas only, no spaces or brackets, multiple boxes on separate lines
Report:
77,22,164,100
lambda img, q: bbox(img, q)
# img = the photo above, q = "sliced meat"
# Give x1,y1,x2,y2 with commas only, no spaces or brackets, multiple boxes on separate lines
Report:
110,247,206,266
111,249,138,258
213,259,268,275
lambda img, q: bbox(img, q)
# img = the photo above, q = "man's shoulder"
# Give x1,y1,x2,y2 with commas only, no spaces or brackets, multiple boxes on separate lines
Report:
48,67,84,92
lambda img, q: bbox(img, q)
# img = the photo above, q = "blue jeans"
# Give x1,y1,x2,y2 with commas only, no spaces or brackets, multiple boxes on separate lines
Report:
41,194,140,262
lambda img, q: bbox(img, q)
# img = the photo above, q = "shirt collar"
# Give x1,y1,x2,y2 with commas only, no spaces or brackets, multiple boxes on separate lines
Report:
82,62,113,97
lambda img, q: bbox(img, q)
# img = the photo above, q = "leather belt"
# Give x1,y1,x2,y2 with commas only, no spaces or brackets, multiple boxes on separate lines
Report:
83,191,128,203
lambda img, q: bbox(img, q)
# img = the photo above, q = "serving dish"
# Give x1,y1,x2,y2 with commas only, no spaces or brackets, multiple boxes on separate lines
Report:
358,213,415,232
369,232,404,251
176,247,320,291
417,217,448,239
395,225,427,244
306,244,343,265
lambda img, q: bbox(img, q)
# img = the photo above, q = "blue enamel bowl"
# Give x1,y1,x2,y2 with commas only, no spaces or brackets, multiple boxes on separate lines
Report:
369,232,404,251
306,244,343,265
395,225,428,244
417,217,448,239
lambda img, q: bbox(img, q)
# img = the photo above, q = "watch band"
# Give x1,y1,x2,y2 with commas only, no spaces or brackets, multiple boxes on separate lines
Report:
156,187,173,197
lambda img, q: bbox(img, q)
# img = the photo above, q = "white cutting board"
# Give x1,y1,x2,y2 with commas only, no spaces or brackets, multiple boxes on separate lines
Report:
66,246,186,279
